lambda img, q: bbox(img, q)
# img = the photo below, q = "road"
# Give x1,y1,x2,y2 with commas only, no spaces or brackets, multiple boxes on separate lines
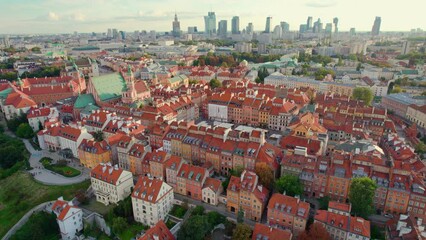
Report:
174,194,258,227
0,118,90,185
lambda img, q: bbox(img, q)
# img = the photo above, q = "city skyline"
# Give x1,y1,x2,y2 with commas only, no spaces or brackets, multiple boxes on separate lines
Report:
0,0,425,34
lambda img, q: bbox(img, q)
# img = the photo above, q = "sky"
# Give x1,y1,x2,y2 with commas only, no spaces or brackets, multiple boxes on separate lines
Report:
0,0,425,34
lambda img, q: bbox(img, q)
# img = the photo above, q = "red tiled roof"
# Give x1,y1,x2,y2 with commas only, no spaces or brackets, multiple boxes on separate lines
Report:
252,223,292,240
4,91,36,108
268,193,310,219
132,176,169,203
328,201,351,213
203,177,221,192
177,163,207,182
138,220,175,240
59,125,83,141
79,139,111,154
90,163,124,185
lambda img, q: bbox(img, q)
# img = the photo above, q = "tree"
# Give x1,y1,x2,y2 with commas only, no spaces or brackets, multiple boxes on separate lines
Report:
237,208,244,223
318,196,330,210
254,162,274,188
75,189,88,204
93,131,104,142
177,215,212,240
391,85,403,93
112,217,128,234
298,222,330,240
206,211,226,226
209,78,222,89
415,142,426,154
232,223,252,240
192,206,205,216
352,87,374,106
16,123,34,139
11,212,59,240
349,177,377,218
274,174,303,197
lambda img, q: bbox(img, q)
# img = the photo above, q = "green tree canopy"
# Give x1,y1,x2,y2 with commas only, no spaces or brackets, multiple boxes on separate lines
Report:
352,87,374,106
209,78,222,89
274,174,303,197
232,223,252,240
177,215,212,240
10,212,59,240
93,131,104,142
16,123,34,139
415,142,426,154
112,217,128,234
349,177,377,218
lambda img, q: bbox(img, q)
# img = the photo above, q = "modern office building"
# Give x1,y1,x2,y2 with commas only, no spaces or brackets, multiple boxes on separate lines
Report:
246,22,254,35
231,16,240,34
280,21,290,33
307,16,313,30
265,17,272,33
204,12,216,36
218,20,228,38
402,41,410,55
372,16,381,36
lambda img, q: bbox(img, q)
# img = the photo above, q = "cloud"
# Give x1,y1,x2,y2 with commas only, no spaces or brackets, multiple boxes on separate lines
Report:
72,12,86,21
48,11,60,21
305,0,337,8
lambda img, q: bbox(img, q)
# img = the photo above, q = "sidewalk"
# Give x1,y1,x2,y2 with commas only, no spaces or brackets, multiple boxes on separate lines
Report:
5,128,90,185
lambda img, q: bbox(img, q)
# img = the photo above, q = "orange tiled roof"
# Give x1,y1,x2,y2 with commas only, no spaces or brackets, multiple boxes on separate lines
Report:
138,220,175,240
132,176,169,203
252,223,292,240
90,163,124,185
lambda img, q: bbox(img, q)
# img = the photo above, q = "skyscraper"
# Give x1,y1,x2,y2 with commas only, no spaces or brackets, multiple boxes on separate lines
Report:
333,17,339,33
313,18,322,33
402,41,411,55
307,16,313,30
204,12,216,36
246,22,254,35
299,24,308,33
372,16,381,36
265,17,272,33
107,29,112,38
172,13,181,37
350,28,356,35
325,23,333,34
231,16,240,34
218,20,228,38
280,22,290,33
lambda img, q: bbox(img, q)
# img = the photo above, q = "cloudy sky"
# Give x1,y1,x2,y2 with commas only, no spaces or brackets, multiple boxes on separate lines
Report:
0,0,424,34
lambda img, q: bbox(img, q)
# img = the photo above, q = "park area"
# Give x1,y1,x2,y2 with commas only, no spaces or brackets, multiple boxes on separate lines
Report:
40,157,81,177
0,171,90,238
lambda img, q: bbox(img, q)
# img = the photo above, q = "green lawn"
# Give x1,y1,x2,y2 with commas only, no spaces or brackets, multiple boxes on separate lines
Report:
40,157,81,177
119,223,148,240
0,171,90,238
81,197,114,215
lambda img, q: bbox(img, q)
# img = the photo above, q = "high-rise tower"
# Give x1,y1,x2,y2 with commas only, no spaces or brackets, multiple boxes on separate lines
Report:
172,13,181,37
265,17,272,33
204,12,217,36
231,16,240,34
372,16,381,36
